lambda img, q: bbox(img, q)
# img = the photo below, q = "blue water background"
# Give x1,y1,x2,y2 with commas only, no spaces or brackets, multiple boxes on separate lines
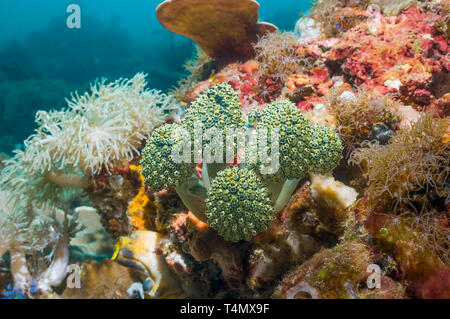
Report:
0,0,312,153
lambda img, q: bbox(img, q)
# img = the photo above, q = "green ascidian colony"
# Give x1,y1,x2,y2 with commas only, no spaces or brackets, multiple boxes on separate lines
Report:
141,123,196,192
205,167,274,242
256,99,343,180
182,83,245,133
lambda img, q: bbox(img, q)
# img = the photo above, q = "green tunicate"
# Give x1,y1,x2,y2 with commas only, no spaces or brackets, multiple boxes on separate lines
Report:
252,99,343,180
140,123,195,192
205,166,274,242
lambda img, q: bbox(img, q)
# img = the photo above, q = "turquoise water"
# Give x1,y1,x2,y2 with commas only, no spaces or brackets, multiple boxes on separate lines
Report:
0,0,312,154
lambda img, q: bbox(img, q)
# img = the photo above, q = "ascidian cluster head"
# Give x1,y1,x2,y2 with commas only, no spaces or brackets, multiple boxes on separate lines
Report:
205,167,274,242
182,82,245,133
308,124,344,175
140,123,196,192
255,99,343,180
141,83,245,192
182,82,245,161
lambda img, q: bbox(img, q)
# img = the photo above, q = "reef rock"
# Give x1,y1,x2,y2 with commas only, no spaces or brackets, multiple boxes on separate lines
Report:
326,6,449,109
274,242,406,299
62,259,137,299
172,212,244,287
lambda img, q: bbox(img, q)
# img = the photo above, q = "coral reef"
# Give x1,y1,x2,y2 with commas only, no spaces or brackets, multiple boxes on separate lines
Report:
304,0,445,39
326,88,400,153
0,0,448,300
140,84,343,241
325,6,449,108
112,231,185,298
254,31,313,84
364,207,449,297
171,212,244,287
253,98,343,179
141,124,197,192
0,196,85,294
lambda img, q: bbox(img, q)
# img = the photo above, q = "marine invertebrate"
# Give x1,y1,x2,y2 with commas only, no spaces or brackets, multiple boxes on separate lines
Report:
126,165,158,232
353,111,449,295
0,203,36,292
182,59,264,114
171,212,244,286
310,174,358,211
170,46,214,103
182,82,246,142
84,163,143,237
309,3,370,38
254,31,313,84
370,208,449,265
247,224,321,296
273,241,371,299
0,150,83,211
366,209,449,296
205,167,274,242
3,0,448,300
0,73,178,210
308,0,428,39
141,124,196,192
156,0,277,61
350,111,449,209
141,85,343,242
326,88,399,153
35,210,85,293
280,178,352,242
282,68,334,106
29,73,175,175
325,6,449,107
256,99,343,179
250,99,343,212
141,83,247,224
274,241,405,299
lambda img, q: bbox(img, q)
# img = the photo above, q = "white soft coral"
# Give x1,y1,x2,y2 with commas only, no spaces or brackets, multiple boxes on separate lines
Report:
1,73,178,209
22,73,176,176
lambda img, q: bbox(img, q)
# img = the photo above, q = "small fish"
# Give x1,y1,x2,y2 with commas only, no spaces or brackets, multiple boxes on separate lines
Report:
112,231,184,299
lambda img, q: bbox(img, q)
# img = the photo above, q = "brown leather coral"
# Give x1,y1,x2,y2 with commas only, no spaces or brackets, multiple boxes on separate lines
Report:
156,0,278,61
